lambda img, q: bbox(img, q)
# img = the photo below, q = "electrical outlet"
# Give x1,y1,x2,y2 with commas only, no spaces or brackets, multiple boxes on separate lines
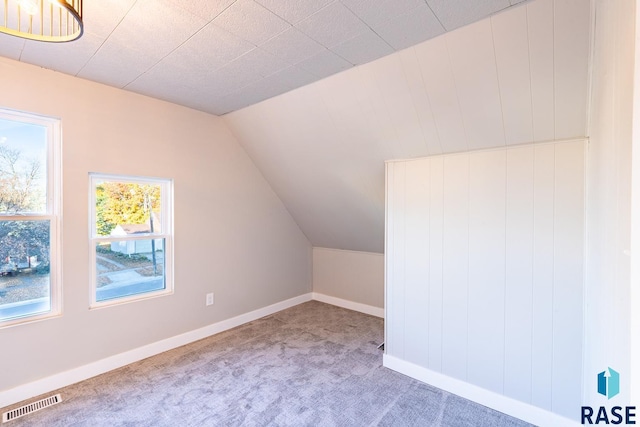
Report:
206,293,214,306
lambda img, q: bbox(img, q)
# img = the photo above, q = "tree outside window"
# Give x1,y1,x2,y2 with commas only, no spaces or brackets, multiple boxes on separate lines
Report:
0,111,60,327
89,174,173,307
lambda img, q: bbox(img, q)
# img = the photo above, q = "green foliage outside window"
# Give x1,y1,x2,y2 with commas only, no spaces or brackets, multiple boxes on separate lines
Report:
95,182,161,236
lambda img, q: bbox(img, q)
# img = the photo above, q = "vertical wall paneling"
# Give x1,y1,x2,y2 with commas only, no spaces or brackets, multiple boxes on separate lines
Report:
553,0,590,139
413,37,468,153
353,66,399,159
551,141,585,417
446,19,506,150
504,146,535,402
385,162,394,355
346,68,396,162
467,150,506,393
441,154,469,380
385,140,585,417
372,56,429,159
531,144,555,410
399,49,443,156
390,162,407,358
526,0,555,142
584,0,635,407
403,159,431,366
491,6,534,145
428,156,445,371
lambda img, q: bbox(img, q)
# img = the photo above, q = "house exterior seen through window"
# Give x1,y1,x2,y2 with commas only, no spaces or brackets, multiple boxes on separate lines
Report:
89,174,173,307
0,109,61,328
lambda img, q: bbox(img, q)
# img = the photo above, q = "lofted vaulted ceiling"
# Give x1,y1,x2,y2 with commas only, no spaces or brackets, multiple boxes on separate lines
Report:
0,0,591,254
225,0,591,253
0,0,527,115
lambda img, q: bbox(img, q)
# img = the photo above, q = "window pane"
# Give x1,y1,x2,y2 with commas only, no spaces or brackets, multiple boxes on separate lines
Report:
0,118,47,214
0,220,51,321
94,181,162,236
95,239,165,302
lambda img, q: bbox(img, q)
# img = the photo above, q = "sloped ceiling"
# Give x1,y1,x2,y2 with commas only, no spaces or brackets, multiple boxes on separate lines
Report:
225,0,591,253
0,0,527,115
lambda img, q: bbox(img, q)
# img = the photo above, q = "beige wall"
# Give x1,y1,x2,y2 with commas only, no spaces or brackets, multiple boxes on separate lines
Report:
632,0,640,404
0,58,311,393
312,247,383,309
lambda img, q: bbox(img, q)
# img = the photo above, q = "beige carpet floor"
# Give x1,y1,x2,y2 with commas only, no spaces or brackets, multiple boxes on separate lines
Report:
1,301,533,426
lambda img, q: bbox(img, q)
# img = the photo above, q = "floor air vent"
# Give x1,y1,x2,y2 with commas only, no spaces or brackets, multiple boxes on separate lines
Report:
2,394,61,423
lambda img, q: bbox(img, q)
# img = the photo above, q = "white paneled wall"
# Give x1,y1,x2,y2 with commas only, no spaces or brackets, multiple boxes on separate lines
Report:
583,0,634,409
530,144,555,409
440,153,469,379
385,140,585,419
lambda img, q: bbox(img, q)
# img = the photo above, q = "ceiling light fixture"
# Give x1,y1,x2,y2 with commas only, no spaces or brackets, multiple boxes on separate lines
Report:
1,0,83,42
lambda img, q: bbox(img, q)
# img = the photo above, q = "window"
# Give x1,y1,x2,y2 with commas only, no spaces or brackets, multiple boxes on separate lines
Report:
0,109,61,327
89,174,173,307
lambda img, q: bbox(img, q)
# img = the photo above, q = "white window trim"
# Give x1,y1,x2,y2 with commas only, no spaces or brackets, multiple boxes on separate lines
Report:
0,108,62,328
88,173,174,309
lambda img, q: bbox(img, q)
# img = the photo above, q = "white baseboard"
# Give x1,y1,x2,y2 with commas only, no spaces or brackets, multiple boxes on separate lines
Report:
312,292,384,318
383,354,580,427
0,293,313,409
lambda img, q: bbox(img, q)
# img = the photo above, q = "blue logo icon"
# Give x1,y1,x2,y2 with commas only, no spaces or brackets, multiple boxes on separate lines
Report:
597,367,620,399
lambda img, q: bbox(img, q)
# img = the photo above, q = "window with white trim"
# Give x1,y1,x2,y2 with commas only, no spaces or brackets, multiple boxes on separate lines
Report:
0,109,61,327
89,174,173,307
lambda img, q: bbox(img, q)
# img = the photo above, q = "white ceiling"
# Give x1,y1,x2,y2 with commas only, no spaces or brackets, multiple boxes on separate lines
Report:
1,0,526,115
225,0,591,253
0,0,591,254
